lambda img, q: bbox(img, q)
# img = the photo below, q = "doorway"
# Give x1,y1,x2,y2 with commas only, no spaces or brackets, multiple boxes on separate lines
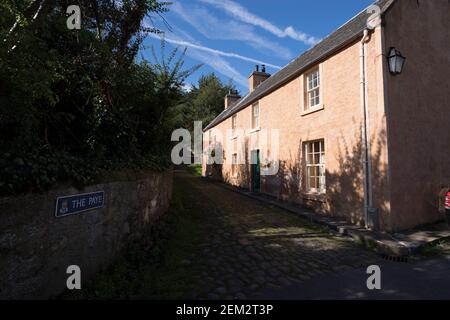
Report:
251,149,261,192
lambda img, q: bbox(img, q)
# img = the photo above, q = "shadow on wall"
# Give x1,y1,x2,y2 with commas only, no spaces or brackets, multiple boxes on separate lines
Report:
205,141,224,181
327,129,389,227
235,137,251,189
205,129,391,229
275,141,303,203
205,138,252,189
263,129,389,229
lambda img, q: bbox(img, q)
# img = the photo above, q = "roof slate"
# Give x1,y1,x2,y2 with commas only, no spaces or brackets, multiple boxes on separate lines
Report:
204,0,395,131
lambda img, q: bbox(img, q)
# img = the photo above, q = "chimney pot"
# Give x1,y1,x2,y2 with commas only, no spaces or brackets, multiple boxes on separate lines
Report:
248,65,270,93
224,90,241,110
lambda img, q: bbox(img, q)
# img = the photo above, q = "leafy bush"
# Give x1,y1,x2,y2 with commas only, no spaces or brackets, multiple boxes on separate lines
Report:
0,1,197,196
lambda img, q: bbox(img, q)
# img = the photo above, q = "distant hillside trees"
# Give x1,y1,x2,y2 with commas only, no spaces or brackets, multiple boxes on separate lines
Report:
178,73,237,133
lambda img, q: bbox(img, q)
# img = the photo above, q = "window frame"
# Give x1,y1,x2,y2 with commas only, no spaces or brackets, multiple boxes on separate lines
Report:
301,65,324,115
304,140,326,194
231,114,237,137
306,69,320,109
252,102,260,129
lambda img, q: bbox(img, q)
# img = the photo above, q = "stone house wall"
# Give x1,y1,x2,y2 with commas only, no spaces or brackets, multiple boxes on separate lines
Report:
0,169,173,299
202,0,450,232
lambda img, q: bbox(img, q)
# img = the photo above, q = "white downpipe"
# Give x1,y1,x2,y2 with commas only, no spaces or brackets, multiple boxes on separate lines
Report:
360,29,372,228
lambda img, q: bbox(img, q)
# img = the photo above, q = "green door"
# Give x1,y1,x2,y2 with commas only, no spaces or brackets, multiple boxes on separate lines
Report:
251,150,261,192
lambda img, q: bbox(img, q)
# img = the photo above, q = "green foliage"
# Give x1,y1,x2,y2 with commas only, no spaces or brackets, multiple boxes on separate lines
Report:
187,164,202,177
178,73,236,133
0,1,196,195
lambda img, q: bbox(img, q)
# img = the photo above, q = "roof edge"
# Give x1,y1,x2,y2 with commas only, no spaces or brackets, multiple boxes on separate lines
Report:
203,0,397,132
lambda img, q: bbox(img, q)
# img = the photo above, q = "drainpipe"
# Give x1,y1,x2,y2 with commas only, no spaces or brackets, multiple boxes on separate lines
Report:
360,29,373,228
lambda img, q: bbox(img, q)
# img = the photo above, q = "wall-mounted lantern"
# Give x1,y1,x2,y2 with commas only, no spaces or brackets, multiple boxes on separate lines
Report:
388,47,406,75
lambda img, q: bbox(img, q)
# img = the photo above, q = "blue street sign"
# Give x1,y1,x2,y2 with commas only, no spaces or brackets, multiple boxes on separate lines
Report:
55,191,105,217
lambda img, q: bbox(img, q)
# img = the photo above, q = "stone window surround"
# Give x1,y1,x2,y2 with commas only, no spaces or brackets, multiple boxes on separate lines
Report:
301,63,324,116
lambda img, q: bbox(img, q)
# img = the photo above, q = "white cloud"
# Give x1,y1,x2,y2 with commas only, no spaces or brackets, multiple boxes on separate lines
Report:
146,29,249,88
182,83,194,92
199,0,319,46
148,33,282,70
187,47,248,88
171,2,293,60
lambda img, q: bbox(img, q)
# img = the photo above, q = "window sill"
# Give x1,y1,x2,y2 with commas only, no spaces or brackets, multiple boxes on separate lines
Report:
249,127,260,133
302,192,327,203
301,105,324,116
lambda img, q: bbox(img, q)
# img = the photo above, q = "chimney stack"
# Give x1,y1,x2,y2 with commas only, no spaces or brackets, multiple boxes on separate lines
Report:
248,64,270,93
224,89,241,110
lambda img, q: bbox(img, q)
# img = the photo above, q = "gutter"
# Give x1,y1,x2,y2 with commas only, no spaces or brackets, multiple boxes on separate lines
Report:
360,29,373,228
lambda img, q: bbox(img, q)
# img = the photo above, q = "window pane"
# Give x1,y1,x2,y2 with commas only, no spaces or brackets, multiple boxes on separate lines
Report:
315,177,320,190
319,165,325,176
309,177,316,189
308,89,319,107
314,153,320,165
307,152,314,164
314,142,320,153
305,140,325,193
307,71,319,90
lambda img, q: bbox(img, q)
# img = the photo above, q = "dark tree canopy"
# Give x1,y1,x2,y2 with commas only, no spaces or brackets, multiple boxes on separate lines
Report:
178,73,236,133
0,1,200,195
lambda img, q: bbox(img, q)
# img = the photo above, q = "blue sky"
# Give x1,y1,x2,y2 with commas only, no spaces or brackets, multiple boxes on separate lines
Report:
144,0,374,94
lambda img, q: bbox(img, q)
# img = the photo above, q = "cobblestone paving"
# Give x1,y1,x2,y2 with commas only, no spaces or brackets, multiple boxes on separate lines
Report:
176,170,382,299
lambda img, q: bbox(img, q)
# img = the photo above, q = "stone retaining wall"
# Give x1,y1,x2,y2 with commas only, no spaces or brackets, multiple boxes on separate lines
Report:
0,169,173,299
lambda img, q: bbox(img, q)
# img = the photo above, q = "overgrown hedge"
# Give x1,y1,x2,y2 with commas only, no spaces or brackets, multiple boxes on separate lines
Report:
0,1,191,196
0,148,171,196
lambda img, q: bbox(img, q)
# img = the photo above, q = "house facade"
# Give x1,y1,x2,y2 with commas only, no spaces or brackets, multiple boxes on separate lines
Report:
202,0,450,232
